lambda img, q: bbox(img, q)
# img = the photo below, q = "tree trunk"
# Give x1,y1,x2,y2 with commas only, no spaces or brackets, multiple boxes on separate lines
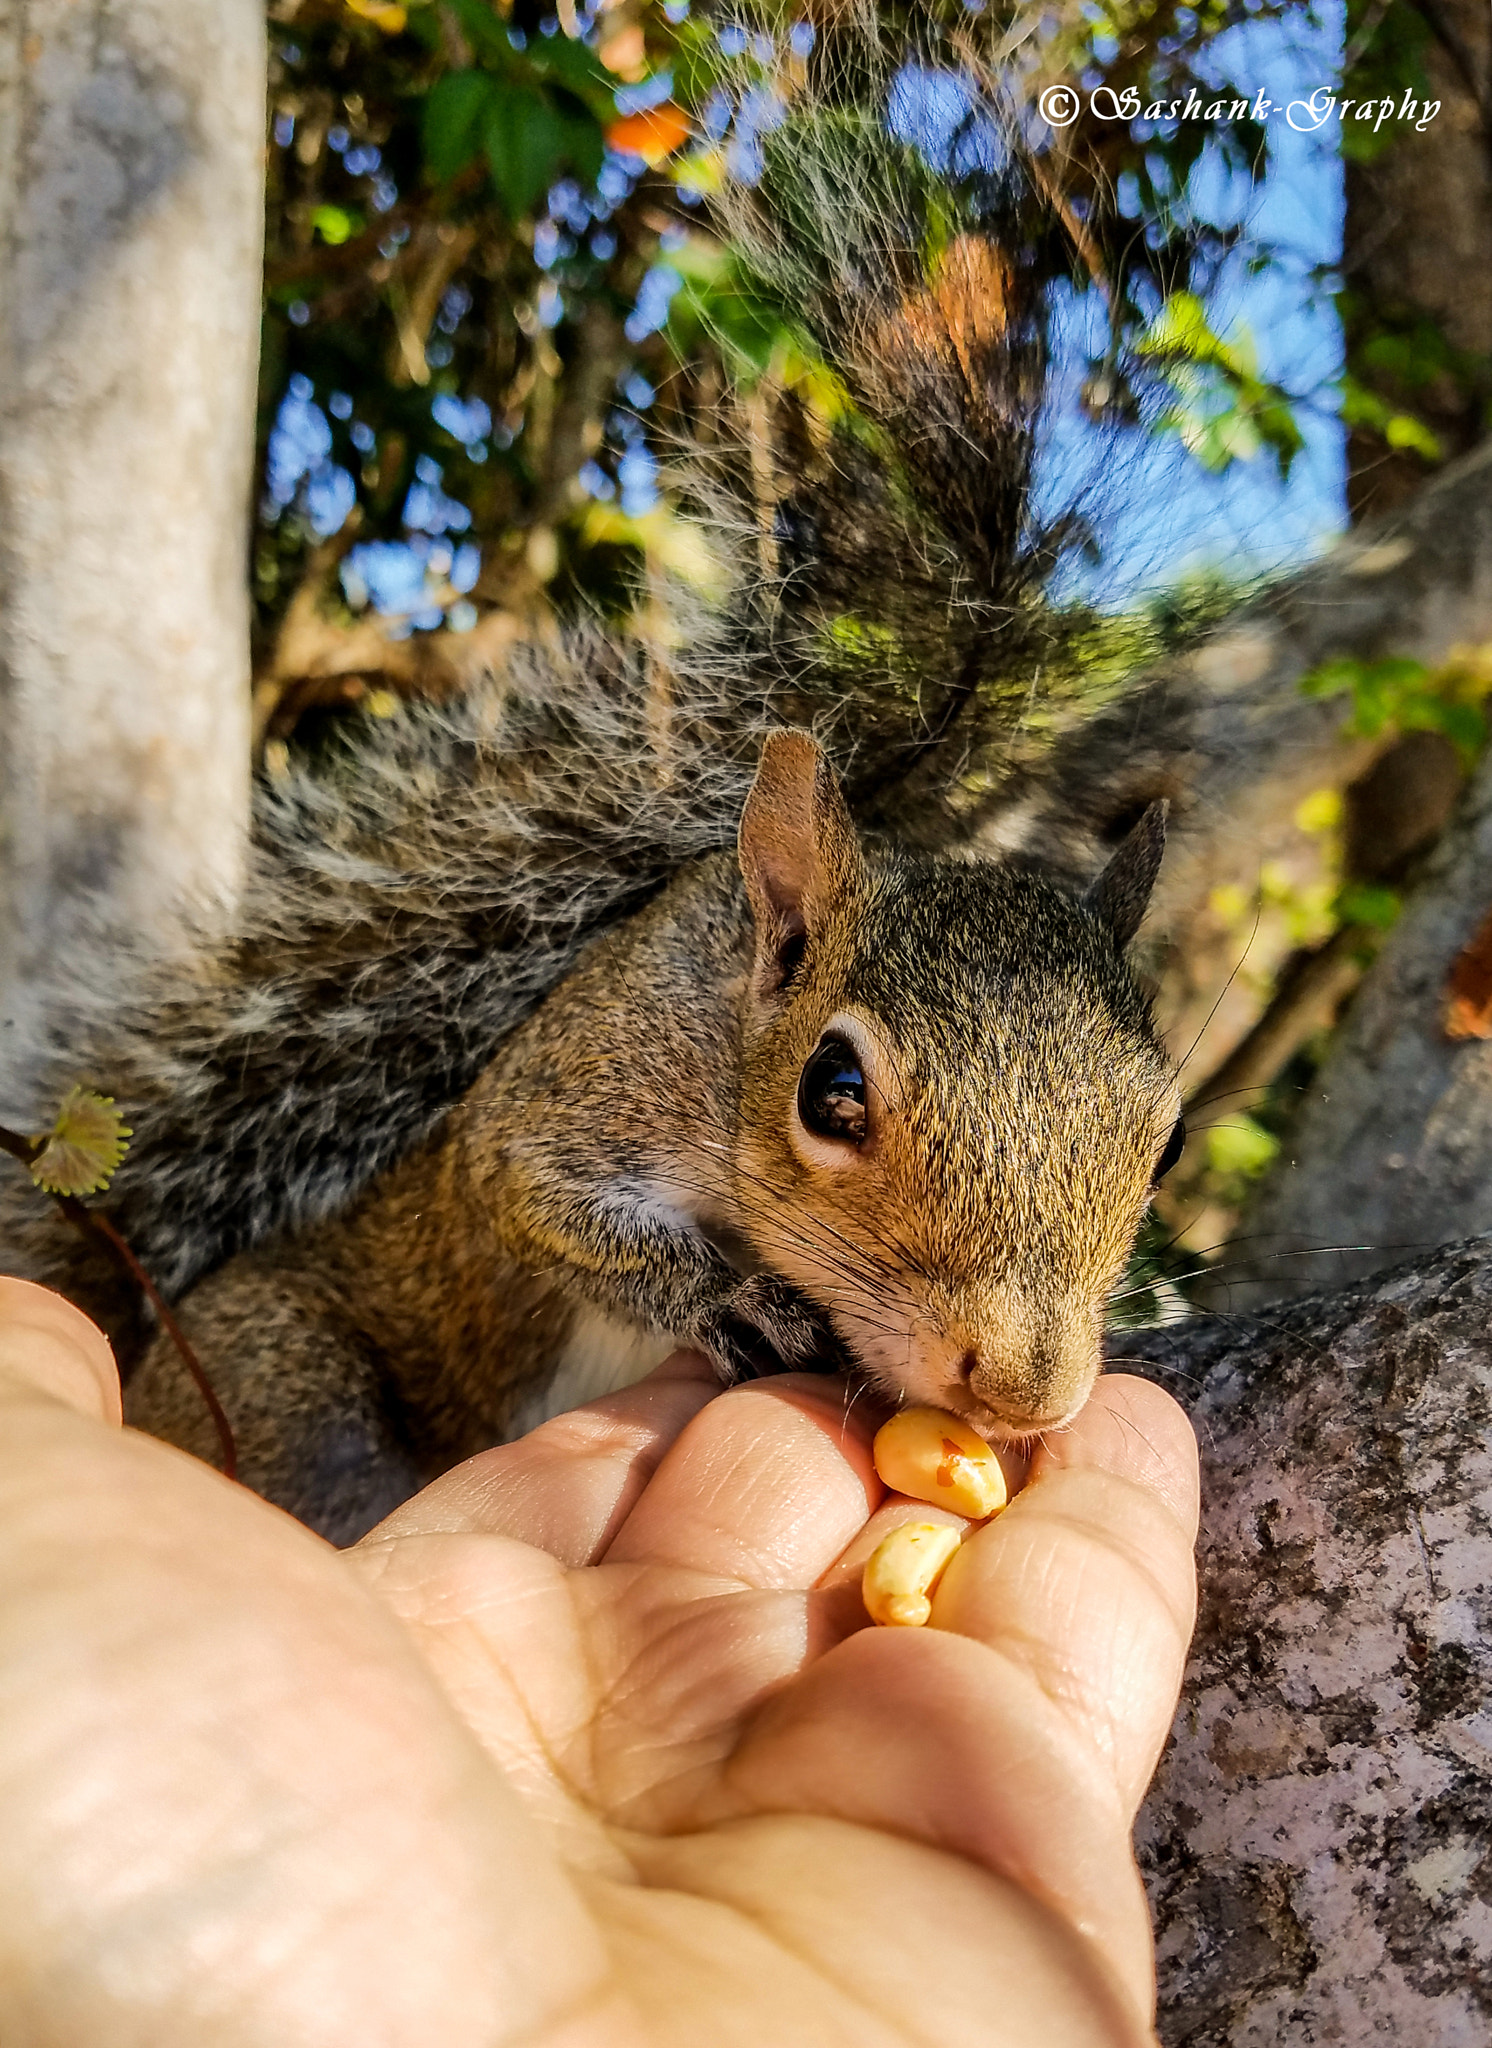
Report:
1122,1238,1492,2043
1343,0,1492,523
0,0,264,1050
1216,739,1492,1307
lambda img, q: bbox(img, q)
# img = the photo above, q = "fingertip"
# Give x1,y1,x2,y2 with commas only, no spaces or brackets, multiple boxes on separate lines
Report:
606,1372,881,1588
1033,1372,1200,1542
0,1277,123,1426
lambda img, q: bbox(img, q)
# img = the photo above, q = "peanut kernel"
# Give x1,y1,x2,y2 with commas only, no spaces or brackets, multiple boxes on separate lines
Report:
872,1408,1008,1521
862,1521,965,1627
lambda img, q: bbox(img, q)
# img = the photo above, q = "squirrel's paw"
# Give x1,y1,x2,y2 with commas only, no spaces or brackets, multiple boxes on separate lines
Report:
698,1274,843,1384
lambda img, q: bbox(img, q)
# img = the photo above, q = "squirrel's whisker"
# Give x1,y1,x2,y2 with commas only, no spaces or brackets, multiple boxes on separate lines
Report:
1173,895,1265,1082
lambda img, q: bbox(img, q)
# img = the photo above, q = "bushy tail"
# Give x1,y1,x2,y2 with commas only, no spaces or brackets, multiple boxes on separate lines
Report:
686,62,1066,824
2,47,1096,1348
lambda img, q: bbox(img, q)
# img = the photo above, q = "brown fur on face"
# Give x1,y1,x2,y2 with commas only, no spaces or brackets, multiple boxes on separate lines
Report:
737,742,1177,1438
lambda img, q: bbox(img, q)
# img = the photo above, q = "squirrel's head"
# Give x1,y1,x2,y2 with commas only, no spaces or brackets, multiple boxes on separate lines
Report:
735,730,1180,1442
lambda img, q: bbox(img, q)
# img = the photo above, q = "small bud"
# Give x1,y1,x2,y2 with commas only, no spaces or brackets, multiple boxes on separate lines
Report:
872,1408,1008,1521
29,1087,132,1197
862,1521,964,1628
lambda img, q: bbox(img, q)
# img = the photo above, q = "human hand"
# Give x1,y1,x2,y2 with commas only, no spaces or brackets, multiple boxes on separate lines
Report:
0,1277,1197,2046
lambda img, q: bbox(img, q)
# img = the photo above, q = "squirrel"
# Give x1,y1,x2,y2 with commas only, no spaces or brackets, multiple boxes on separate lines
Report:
0,70,1185,1543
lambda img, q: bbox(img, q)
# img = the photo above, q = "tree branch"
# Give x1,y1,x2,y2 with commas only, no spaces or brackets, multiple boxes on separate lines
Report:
1120,1237,1492,2038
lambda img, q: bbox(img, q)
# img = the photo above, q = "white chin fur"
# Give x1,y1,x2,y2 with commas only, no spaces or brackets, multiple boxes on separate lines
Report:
504,1307,677,1439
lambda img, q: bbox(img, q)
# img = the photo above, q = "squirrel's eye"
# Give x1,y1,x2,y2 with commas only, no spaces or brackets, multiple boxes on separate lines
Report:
798,1037,867,1145
1154,1115,1186,1183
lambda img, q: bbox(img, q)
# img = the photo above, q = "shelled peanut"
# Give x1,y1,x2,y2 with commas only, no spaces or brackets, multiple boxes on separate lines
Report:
861,1522,964,1628
861,1409,1009,1628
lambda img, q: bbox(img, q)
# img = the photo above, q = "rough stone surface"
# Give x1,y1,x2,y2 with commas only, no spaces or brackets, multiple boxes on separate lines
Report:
0,0,263,1026
1120,1238,1492,2043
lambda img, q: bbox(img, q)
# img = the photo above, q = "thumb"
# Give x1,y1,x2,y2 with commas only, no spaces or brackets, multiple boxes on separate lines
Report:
0,1278,122,1425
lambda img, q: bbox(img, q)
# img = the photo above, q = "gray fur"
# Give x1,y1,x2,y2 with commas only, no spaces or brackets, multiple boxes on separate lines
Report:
0,58,1123,1354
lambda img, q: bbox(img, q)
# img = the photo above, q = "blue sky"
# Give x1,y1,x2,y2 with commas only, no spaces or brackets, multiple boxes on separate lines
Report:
1043,3,1347,603
266,5,1348,624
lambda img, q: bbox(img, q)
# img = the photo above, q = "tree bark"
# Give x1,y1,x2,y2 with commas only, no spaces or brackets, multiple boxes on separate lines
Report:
1343,0,1492,523
1217,738,1492,1307
1121,1238,1492,2043
0,0,263,1045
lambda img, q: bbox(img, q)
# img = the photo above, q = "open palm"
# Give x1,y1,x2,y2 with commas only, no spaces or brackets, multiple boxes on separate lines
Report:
0,1282,1197,2047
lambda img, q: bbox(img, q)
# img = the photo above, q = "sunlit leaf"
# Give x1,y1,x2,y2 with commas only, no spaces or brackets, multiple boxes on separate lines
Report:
1206,1115,1279,1180
1340,372,1440,462
581,501,726,595
1384,411,1442,460
670,146,726,197
312,204,358,245
1141,293,1303,476
345,0,407,32
1295,787,1344,835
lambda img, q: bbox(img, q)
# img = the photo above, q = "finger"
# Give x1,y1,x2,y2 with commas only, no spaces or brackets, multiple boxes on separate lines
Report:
604,1375,881,1589
726,1626,1157,2025
0,1278,122,1425
933,1373,1198,1811
365,1350,721,1566
721,1377,1199,2026
1037,1368,1201,1538
0,1306,616,2043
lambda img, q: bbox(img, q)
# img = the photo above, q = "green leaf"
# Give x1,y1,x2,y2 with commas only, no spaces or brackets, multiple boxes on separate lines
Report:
1299,656,1365,701
1384,411,1442,460
526,33,613,102
561,109,605,188
1336,882,1401,932
311,204,359,245
1141,295,1303,477
1206,1115,1279,1180
1296,653,1490,764
670,17,725,107
483,82,568,220
664,260,799,383
1340,372,1440,462
1361,333,1414,380
422,68,493,184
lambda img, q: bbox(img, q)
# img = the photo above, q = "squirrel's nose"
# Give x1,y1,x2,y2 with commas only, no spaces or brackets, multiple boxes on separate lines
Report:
956,1327,1102,1433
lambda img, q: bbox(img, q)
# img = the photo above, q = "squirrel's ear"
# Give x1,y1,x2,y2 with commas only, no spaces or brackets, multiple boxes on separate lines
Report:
1084,800,1167,948
739,730,861,992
